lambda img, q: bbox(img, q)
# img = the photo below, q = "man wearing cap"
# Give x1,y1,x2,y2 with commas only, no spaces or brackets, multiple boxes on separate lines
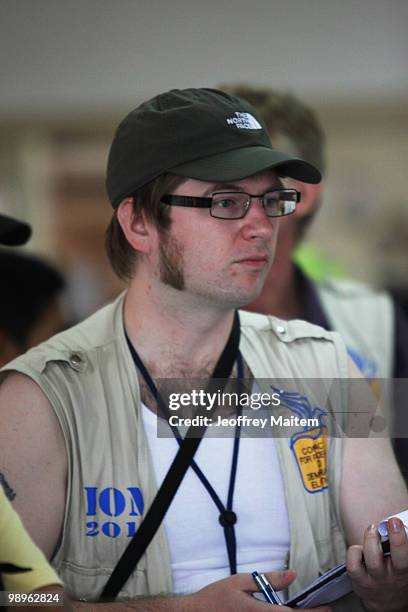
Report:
0,89,407,611
0,214,67,610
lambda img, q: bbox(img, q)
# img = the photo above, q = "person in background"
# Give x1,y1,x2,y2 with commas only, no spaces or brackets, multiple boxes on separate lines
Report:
221,83,408,480
0,213,31,248
0,249,66,367
0,213,68,611
0,486,66,611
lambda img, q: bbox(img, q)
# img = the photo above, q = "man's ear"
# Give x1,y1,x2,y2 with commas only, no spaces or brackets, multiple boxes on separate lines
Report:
296,181,324,219
116,198,153,254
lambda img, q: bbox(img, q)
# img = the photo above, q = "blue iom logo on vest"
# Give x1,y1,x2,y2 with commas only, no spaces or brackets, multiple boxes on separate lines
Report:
84,487,144,538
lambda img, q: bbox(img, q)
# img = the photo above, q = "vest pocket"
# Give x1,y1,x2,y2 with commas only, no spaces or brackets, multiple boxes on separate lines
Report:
60,559,148,602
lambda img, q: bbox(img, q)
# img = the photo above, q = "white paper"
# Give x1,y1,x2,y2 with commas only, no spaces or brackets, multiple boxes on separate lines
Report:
286,565,350,608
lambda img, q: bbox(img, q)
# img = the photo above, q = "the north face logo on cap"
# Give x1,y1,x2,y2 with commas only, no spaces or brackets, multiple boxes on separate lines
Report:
226,112,262,130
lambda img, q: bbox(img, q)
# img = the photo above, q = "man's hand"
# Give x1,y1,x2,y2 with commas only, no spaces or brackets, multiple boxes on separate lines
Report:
70,571,333,610
347,517,408,612
187,570,333,611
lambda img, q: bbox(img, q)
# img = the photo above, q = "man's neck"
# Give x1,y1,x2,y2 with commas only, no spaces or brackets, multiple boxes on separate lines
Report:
123,277,235,379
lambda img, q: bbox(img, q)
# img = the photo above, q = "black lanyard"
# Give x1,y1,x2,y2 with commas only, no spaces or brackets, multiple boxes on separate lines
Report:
126,331,243,576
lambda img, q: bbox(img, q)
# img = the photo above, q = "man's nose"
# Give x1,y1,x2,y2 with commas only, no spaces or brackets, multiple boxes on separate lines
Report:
240,198,276,240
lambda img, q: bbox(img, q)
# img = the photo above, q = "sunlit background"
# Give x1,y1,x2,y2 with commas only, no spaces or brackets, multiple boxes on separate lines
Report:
1,0,407,324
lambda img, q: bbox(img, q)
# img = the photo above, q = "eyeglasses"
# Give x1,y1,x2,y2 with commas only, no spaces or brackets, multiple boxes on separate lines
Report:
160,189,300,220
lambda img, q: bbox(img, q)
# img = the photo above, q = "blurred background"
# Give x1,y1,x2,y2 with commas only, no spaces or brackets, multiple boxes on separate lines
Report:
1,0,407,325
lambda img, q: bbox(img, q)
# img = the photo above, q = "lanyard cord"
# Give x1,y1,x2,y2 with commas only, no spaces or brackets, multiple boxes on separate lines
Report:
125,335,243,575
101,312,240,601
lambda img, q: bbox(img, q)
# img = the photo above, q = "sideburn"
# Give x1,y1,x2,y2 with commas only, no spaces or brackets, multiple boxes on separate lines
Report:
158,230,185,291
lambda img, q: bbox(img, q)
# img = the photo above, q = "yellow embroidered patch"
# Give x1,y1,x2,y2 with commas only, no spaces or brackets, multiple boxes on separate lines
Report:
290,427,328,493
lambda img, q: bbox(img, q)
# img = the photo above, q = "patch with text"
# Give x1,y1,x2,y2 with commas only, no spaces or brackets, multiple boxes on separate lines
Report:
84,486,144,538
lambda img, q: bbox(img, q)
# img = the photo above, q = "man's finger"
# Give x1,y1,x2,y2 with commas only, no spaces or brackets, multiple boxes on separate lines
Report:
362,523,386,579
347,543,367,583
388,517,408,572
263,569,296,590
230,569,296,592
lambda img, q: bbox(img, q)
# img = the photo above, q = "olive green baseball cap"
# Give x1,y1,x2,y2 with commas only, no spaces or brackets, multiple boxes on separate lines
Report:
106,88,321,208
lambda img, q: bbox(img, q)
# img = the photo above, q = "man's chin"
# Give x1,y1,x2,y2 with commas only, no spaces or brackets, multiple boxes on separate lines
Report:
244,278,268,302
230,286,266,309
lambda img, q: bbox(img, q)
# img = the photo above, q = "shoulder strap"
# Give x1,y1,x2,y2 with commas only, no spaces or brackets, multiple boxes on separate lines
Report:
100,311,241,600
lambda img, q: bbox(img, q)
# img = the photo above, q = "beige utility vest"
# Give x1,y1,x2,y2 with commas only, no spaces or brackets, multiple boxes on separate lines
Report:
3,295,363,610
317,278,394,379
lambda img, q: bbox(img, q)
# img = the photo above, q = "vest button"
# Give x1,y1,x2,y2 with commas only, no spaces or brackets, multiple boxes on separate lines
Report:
69,352,84,371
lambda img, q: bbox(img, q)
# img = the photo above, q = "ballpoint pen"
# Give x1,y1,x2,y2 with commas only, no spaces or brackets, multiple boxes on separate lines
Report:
252,571,283,605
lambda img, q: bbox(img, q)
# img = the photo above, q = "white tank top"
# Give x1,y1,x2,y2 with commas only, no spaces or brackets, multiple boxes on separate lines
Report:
142,400,290,595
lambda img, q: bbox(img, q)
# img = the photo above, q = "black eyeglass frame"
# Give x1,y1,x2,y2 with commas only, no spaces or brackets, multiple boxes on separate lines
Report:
160,188,301,220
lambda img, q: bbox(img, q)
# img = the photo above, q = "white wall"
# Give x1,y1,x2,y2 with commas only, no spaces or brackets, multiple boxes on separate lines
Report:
1,0,407,115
